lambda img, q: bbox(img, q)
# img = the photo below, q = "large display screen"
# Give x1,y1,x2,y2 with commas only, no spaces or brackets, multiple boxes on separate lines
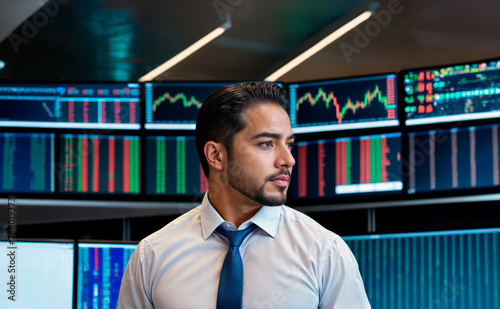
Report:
76,242,137,309
403,59,500,125
0,240,74,309
0,82,140,129
288,74,398,133
344,227,500,309
145,135,208,196
289,132,402,200
408,123,500,194
59,134,140,195
0,132,54,193
144,82,235,130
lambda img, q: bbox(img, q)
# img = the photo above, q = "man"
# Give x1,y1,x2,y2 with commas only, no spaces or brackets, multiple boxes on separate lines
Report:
118,82,370,308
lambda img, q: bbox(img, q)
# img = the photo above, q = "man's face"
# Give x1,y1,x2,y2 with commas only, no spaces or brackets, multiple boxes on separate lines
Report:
225,103,295,206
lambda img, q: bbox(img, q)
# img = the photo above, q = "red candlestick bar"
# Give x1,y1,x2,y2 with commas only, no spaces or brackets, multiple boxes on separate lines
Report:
298,145,307,197
94,248,99,278
93,138,99,192
360,139,371,183
83,101,89,123
68,101,75,122
381,137,389,182
108,138,115,193
318,142,326,197
114,101,121,124
386,77,396,119
101,101,106,123
129,101,136,124
81,137,88,192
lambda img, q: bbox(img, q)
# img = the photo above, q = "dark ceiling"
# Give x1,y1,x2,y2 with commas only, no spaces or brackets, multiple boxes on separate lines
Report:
0,0,499,83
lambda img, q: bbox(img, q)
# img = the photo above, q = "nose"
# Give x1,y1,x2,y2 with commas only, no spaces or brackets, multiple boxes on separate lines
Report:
276,143,295,169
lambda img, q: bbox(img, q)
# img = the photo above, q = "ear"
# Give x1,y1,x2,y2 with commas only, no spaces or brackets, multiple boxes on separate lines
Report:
204,141,225,172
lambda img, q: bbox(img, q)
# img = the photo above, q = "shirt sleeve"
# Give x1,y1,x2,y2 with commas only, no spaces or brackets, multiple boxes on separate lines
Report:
318,236,371,309
118,241,155,309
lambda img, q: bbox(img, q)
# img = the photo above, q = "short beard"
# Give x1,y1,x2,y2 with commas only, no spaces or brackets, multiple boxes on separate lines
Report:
227,161,289,206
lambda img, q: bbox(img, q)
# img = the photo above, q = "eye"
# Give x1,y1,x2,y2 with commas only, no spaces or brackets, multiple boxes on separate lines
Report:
287,142,296,150
260,141,273,148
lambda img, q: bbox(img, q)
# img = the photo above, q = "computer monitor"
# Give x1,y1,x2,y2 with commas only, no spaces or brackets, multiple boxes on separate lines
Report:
144,81,284,130
76,241,138,309
0,239,74,309
0,82,141,129
145,135,207,196
403,59,500,125
344,227,500,309
144,81,236,130
407,123,500,194
0,132,54,193
58,134,140,194
287,73,398,133
289,132,402,201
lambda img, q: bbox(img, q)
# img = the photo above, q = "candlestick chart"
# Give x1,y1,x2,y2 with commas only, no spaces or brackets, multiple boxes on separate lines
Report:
288,74,397,132
145,82,234,129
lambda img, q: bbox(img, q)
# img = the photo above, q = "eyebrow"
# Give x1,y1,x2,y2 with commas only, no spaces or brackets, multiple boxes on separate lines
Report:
251,132,295,140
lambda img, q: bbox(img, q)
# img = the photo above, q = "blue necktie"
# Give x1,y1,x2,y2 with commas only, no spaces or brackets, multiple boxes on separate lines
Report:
216,223,257,309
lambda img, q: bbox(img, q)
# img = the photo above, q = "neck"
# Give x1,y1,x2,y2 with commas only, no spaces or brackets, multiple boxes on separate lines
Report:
207,180,262,229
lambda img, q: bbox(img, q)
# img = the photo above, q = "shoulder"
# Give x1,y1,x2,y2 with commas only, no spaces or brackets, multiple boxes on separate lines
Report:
281,206,337,235
280,207,360,273
277,207,357,275
279,205,343,245
140,205,202,250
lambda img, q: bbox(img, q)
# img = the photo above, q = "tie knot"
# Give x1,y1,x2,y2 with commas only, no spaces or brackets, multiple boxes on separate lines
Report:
216,224,257,247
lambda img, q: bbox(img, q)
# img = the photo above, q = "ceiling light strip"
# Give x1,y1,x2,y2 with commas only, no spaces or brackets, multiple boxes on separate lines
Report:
265,11,373,82
139,14,231,82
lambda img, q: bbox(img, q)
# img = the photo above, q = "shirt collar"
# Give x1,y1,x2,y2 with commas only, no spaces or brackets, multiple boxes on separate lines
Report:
200,192,282,240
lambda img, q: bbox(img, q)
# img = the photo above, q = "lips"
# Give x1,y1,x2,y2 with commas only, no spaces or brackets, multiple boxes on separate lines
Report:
269,174,290,187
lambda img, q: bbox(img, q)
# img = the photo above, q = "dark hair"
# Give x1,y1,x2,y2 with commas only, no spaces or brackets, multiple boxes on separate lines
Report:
195,82,290,178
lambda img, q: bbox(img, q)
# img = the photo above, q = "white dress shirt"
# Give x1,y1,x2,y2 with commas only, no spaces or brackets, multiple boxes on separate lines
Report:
118,193,371,309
